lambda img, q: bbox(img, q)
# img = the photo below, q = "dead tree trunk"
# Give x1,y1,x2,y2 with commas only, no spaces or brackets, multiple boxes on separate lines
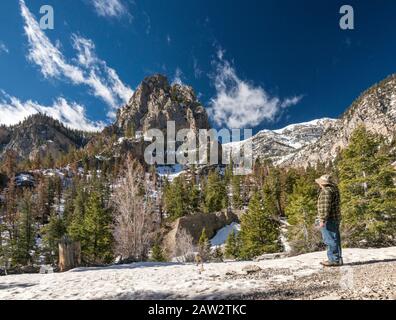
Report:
58,236,81,272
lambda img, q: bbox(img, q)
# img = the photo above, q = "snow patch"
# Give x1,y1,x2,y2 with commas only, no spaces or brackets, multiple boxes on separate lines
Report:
157,164,185,182
210,222,241,247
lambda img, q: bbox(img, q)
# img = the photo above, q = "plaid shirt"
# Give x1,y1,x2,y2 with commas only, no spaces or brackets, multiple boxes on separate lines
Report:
317,184,341,222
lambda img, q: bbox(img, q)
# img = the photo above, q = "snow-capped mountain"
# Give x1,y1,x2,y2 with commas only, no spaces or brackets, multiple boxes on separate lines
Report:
222,118,337,165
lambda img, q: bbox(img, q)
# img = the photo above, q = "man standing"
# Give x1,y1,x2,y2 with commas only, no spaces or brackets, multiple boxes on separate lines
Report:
315,175,343,267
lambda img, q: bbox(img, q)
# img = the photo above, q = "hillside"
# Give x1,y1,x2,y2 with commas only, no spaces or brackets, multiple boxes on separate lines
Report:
0,114,92,162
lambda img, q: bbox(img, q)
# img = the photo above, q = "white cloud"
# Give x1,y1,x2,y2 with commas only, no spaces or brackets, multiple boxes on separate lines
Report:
208,50,302,128
281,96,304,109
172,68,184,85
0,42,9,54
0,91,105,132
89,0,130,19
143,11,151,35
20,0,133,118
193,58,203,79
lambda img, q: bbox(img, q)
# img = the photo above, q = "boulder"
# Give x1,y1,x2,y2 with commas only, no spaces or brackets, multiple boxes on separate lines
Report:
163,210,239,254
242,265,262,274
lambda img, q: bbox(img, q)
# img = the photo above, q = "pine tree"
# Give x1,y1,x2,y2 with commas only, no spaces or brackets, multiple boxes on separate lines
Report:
198,228,211,262
338,126,396,246
0,210,11,272
67,183,87,242
164,176,189,220
224,158,234,184
14,191,36,266
231,175,243,210
224,230,241,259
285,176,322,254
62,178,78,227
187,182,200,213
41,212,66,264
82,190,113,264
264,167,284,217
35,177,51,224
151,242,166,262
163,174,202,220
284,168,300,197
203,171,227,213
4,176,17,244
239,191,280,259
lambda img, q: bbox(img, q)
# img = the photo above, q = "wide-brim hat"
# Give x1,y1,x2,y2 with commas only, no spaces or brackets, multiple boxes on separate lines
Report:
315,174,335,186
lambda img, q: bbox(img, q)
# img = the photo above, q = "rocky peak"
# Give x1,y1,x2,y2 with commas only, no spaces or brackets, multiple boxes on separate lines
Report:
116,74,210,135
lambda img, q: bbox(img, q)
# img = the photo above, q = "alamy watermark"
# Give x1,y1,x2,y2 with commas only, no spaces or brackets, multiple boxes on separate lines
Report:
340,5,354,30
142,121,253,175
39,5,54,30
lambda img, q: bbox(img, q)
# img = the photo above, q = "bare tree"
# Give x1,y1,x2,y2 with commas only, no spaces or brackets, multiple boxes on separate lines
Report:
112,157,157,261
173,229,195,263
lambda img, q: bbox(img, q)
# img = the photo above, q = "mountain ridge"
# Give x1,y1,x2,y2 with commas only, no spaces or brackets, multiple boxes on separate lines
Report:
222,118,337,165
0,113,93,162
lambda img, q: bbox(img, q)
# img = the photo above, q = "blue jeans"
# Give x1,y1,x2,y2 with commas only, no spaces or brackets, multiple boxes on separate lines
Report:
321,220,342,263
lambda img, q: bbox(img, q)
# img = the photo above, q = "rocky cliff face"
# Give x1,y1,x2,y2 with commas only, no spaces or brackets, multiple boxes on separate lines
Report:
116,74,210,135
223,118,336,165
284,74,396,167
0,114,91,162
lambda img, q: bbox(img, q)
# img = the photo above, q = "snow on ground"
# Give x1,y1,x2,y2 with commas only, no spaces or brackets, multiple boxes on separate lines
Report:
157,164,185,182
1,247,395,300
210,222,241,247
15,173,35,186
279,218,292,253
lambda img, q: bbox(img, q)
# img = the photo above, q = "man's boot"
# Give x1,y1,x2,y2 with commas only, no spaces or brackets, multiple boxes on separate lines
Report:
320,260,342,267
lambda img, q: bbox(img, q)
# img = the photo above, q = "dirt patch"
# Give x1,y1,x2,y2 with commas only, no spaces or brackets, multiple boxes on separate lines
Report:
230,261,396,300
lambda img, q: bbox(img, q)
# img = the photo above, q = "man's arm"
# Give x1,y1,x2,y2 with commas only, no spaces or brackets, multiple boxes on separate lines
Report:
317,188,332,224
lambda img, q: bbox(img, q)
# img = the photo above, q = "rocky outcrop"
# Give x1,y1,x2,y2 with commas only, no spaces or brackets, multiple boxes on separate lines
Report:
116,74,210,136
163,210,239,254
86,74,216,167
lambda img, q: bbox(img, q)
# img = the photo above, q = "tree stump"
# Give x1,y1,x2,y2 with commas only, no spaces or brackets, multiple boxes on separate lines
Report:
58,237,81,272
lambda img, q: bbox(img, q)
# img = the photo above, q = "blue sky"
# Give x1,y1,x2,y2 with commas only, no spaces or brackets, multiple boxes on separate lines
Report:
1,0,396,133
